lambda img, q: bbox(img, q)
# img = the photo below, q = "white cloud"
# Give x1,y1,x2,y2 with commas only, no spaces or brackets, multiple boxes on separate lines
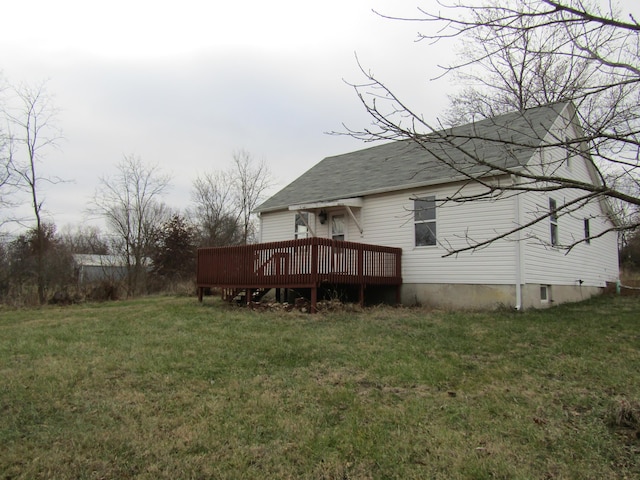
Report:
1,0,452,232
2,0,419,58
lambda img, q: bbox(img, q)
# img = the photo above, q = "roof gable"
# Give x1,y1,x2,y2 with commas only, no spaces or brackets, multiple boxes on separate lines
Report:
256,102,570,213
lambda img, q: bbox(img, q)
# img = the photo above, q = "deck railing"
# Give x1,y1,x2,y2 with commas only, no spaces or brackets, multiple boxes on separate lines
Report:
197,237,402,289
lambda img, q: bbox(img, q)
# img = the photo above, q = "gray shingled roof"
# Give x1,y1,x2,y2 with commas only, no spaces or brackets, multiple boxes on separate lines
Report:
256,102,569,213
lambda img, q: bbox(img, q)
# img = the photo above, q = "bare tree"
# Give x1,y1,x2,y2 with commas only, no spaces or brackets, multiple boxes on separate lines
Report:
0,134,10,213
342,0,640,255
0,141,11,232
90,155,170,296
439,2,598,125
190,170,243,246
232,150,272,244
191,150,272,246
59,224,109,255
2,80,63,302
0,77,12,218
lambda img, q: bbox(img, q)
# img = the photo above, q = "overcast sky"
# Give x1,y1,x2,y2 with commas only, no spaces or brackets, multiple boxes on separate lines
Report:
6,1,633,235
0,0,456,234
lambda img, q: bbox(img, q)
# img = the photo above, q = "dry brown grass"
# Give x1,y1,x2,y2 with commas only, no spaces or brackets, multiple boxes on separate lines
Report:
620,268,640,286
610,399,640,430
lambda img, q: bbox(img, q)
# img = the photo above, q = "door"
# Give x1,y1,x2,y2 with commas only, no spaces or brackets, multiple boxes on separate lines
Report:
330,213,347,273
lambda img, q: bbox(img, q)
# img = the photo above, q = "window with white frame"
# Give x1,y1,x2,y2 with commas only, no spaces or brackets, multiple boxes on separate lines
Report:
549,198,558,246
414,196,437,246
294,212,309,239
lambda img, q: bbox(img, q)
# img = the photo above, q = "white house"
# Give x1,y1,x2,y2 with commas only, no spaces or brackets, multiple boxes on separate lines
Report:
253,102,619,309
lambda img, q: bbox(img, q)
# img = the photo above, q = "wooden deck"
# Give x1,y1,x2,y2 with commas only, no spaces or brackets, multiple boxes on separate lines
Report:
196,237,402,312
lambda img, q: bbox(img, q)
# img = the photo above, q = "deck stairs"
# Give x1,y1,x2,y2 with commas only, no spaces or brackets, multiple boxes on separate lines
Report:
222,288,271,304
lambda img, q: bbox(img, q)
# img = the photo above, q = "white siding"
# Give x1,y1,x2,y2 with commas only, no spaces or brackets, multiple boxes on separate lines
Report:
262,181,520,285
520,117,619,287
522,191,618,287
259,210,296,242
362,182,519,285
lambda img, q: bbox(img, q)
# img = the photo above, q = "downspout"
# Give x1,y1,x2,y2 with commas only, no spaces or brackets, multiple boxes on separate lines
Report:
512,175,523,310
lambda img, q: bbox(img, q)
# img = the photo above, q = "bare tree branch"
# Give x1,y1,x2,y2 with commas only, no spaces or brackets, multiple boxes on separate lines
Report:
90,155,170,296
341,0,639,256
1,80,64,303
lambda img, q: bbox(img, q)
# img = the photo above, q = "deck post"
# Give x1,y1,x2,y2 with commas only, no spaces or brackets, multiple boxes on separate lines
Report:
310,239,318,314
358,246,364,308
311,286,317,313
247,289,253,306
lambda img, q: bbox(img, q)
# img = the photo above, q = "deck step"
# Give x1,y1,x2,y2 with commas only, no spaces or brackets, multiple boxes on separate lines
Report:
223,288,271,304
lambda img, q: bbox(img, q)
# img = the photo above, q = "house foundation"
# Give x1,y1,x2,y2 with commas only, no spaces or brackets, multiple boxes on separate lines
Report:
401,283,605,310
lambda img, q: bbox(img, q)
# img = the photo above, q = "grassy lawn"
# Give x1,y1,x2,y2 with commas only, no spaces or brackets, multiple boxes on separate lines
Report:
1,295,639,479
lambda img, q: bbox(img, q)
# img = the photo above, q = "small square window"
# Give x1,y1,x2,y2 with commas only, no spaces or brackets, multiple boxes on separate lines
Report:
540,285,549,302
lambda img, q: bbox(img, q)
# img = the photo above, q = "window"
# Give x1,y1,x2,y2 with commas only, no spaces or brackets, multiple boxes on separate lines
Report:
549,198,558,247
414,196,436,246
584,218,591,244
540,285,550,303
294,212,309,239
331,214,345,241
565,137,572,170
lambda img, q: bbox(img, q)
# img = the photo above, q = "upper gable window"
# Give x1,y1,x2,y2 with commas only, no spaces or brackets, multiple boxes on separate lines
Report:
414,196,437,246
294,212,309,239
565,137,572,170
584,218,591,244
549,198,558,247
